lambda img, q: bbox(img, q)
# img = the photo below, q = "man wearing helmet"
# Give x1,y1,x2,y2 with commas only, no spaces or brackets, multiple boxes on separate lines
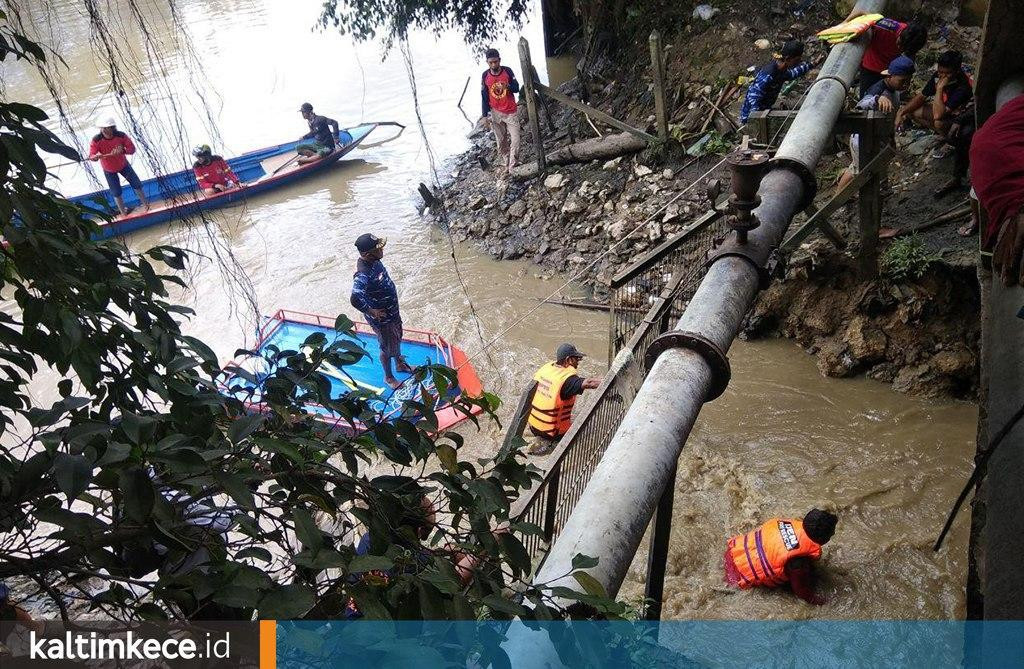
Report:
192,144,242,196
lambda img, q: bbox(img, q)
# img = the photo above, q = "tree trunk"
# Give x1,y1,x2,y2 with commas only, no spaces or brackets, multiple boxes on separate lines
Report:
511,131,647,179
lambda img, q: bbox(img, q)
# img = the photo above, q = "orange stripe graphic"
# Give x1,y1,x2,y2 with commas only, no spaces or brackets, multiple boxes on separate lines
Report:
259,620,276,669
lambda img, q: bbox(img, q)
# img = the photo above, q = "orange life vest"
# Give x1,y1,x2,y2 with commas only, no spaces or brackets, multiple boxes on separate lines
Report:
727,518,822,588
527,362,578,438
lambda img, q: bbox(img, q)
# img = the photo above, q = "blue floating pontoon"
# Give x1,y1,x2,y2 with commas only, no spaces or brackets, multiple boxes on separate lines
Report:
70,124,378,239
220,310,485,432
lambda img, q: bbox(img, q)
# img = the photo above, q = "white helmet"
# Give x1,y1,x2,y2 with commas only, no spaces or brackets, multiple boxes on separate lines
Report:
96,115,117,129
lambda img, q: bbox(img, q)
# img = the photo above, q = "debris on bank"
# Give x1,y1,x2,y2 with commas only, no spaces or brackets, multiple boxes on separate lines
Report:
428,0,983,398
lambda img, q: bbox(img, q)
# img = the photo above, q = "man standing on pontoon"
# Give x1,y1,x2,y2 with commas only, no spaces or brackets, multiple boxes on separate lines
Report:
351,233,413,389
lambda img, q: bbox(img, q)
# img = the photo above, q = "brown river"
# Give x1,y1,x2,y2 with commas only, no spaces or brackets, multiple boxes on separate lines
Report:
5,0,976,620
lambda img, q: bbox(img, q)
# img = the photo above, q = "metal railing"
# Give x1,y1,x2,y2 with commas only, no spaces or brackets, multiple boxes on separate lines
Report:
608,206,727,361
509,201,727,566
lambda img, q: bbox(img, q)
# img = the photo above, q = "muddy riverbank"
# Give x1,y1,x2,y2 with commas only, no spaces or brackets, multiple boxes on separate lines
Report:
432,0,983,399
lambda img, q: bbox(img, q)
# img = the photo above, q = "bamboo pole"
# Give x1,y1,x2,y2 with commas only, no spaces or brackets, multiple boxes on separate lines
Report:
649,31,669,142
518,38,546,173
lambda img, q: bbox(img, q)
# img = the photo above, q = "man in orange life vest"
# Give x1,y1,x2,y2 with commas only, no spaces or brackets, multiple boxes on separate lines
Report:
192,144,242,196
480,48,521,172
724,508,837,605
526,343,602,456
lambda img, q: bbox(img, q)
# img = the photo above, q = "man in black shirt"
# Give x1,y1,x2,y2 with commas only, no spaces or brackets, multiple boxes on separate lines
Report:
895,50,973,155
296,102,340,164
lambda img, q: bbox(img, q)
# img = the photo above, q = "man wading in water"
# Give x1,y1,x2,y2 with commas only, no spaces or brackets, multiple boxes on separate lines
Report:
724,509,838,605
480,48,521,173
350,233,412,389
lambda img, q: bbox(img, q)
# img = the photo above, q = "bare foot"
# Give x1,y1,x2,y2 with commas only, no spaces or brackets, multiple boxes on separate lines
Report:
958,220,978,237
385,377,401,389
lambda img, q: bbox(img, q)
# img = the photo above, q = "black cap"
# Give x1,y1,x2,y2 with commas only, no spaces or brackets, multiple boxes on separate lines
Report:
803,508,838,544
355,233,386,253
555,343,586,363
780,40,805,59
299,102,313,113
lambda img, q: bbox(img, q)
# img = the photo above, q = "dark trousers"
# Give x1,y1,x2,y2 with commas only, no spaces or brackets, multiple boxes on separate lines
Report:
103,163,143,198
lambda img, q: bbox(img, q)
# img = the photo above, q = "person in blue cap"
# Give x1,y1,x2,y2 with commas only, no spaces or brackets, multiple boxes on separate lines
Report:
836,55,915,203
350,233,412,389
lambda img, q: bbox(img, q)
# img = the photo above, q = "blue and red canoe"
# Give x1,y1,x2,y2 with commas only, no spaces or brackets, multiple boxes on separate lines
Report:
70,124,378,239
220,310,486,433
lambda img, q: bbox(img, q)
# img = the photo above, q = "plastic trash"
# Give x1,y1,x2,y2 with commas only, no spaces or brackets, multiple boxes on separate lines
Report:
692,4,720,20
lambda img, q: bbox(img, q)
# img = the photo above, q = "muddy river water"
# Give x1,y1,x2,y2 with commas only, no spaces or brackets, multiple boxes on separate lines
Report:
5,0,976,619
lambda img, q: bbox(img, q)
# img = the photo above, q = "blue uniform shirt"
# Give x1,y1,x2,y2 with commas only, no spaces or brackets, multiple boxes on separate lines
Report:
351,259,401,327
740,60,813,124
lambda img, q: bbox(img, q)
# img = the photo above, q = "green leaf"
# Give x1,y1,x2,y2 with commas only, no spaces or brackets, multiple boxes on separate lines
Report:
291,508,322,550
349,554,394,573
135,603,168,620
482,595,528,617
215,472,256,511
95,442,131,466
52,453,92,501
119,467,155,523
571,553,599,570
572,571,607,598
436,443,458,473
258,583,315,619
236,547,273,563
228,414,265,443
498,533,532,579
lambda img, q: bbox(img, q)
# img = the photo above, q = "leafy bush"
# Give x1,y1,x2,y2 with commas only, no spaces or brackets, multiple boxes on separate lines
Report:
880,235,941,282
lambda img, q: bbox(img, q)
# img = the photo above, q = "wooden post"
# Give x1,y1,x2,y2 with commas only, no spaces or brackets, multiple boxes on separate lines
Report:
542,462,562,543
649,31,669,142
518,37,546,173
856,111,887,278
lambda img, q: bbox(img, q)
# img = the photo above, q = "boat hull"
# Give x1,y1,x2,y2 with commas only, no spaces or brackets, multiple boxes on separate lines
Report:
220,310,485,433
71,124,378,239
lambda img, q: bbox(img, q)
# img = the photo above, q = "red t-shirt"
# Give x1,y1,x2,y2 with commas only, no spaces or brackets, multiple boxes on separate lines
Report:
484,68,518,115
861,17,906,75
193,156,238,190
970,95,1024,248
89,131,135,173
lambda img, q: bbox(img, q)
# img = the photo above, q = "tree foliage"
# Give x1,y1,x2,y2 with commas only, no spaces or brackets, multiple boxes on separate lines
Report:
0,15,619,624
317,0,529,49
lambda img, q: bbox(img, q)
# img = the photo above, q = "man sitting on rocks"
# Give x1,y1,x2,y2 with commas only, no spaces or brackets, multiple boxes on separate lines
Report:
895,50,974,159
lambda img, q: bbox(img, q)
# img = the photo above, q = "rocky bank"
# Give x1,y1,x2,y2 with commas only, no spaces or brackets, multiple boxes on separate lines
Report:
428,0,983,399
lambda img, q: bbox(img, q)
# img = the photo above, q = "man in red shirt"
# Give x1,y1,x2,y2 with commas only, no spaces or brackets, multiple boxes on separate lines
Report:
971,89,1024,286
191,144,242,196
843,9,927,98
87,116,149,216
480,48,521,172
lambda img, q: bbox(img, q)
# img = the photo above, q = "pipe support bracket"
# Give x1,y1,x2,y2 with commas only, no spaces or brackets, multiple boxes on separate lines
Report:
644,331,731,401
768,157,818,210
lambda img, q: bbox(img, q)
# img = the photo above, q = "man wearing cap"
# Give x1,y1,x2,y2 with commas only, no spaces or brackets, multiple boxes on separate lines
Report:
88,116,149,216
837,55,914,201
739,40,819,125
297,102,340,165
350,233,412,389
526,343,602,455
